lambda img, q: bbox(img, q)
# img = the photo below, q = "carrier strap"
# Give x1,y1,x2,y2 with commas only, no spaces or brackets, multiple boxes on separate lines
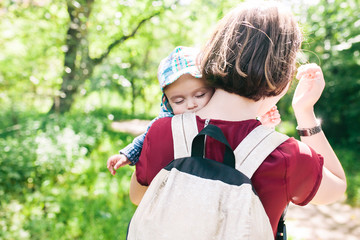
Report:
234,125,289,179
172,113,198,159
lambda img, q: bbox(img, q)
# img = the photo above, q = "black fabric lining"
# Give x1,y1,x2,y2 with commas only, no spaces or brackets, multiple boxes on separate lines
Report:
164,157,254,190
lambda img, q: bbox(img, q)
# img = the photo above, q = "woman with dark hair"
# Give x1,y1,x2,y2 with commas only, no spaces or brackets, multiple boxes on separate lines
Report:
129,1,346,237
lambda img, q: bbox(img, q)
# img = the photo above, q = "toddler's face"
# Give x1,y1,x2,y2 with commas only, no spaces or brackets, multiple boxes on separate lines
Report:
164,74,214,115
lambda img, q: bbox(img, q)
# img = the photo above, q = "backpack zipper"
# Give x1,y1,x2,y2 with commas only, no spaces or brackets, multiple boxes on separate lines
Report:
204,118,210,127
203,119,211,157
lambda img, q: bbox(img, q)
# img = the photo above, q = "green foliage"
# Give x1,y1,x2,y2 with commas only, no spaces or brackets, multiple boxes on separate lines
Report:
0,112,103,195
0,111,136,239
1,0,360,238
0,0,232,115
0,1,68,112
84,0,229,116
336,147,360,206
299,0,360,147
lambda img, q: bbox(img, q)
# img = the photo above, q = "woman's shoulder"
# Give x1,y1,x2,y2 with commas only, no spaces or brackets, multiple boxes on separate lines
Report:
277,137,299,153
148,116,172,134
277,136,322,162
274,136,323,185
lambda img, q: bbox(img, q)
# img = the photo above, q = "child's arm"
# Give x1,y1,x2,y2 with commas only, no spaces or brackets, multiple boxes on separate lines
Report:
292,63,346,205
107,110,173,175
119,133,147,166
106,132,147,175
106,132,146,176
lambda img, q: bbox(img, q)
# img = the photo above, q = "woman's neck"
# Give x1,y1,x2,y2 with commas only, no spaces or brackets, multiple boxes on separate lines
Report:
196,89,262,121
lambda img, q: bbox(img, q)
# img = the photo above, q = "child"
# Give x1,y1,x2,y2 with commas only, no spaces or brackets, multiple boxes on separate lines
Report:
107,46,281,175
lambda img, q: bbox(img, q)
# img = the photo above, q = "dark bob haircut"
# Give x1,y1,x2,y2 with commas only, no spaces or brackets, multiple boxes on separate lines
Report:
201,1,302,101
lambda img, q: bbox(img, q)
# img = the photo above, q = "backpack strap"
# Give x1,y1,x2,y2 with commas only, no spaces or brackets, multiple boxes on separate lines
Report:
191,124,236,168
234,125,289,179
171,113,198,159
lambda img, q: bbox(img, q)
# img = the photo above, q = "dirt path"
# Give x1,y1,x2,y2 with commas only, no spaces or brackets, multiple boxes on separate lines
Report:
112,119,360,240
287,201,360,240
111,119,152,136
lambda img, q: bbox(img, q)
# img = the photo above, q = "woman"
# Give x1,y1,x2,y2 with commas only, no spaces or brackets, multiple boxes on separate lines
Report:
129,1,346,237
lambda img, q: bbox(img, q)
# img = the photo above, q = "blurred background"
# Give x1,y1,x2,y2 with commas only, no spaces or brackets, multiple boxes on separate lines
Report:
0,0,359,239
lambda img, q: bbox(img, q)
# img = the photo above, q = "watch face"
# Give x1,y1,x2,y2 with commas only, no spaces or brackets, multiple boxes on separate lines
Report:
300,129,310,136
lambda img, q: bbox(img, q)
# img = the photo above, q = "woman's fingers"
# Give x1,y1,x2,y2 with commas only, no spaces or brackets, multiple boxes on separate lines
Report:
296,63,321,80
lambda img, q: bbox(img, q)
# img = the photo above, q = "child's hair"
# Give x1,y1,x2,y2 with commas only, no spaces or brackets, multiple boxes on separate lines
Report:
201,1,302,101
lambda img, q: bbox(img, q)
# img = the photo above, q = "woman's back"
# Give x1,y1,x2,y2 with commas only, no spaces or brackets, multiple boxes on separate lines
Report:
136,115,323,236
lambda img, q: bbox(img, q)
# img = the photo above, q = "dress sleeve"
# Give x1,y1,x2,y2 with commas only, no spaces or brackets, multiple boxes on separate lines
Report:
136,117,174,186
120,111,174,165
285,139,324,206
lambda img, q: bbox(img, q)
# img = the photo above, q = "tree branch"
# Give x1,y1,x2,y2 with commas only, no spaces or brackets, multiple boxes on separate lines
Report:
91,10,163,65
91,0,181,65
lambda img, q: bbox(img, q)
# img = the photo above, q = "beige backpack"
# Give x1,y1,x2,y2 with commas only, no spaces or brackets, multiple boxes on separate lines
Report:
127,113,288,240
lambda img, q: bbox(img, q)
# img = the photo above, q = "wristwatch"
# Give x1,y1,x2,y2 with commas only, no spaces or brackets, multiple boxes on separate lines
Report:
296,123,322,136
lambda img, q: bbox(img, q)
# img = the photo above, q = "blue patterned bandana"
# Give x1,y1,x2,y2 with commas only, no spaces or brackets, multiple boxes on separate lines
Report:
157,46,202,91
158,46,202,114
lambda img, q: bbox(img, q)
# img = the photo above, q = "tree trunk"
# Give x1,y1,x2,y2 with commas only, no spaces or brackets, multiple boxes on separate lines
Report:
50,0,94,113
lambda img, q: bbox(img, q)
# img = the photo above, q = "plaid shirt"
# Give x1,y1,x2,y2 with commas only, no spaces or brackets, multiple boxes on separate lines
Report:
119,107,173,166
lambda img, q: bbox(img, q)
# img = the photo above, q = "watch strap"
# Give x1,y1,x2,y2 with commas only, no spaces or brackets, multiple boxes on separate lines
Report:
296,124,322,136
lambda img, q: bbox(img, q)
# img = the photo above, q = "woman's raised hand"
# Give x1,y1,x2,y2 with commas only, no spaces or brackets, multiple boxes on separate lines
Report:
292,63,325,113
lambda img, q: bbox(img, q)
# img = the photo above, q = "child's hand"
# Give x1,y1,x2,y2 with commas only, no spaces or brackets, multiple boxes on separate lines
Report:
259,105,281,128
107,154,131,176
292,63,325,113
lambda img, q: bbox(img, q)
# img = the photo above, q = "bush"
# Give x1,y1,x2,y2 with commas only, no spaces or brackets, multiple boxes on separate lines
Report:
0,111,137,239
0,113,105,197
